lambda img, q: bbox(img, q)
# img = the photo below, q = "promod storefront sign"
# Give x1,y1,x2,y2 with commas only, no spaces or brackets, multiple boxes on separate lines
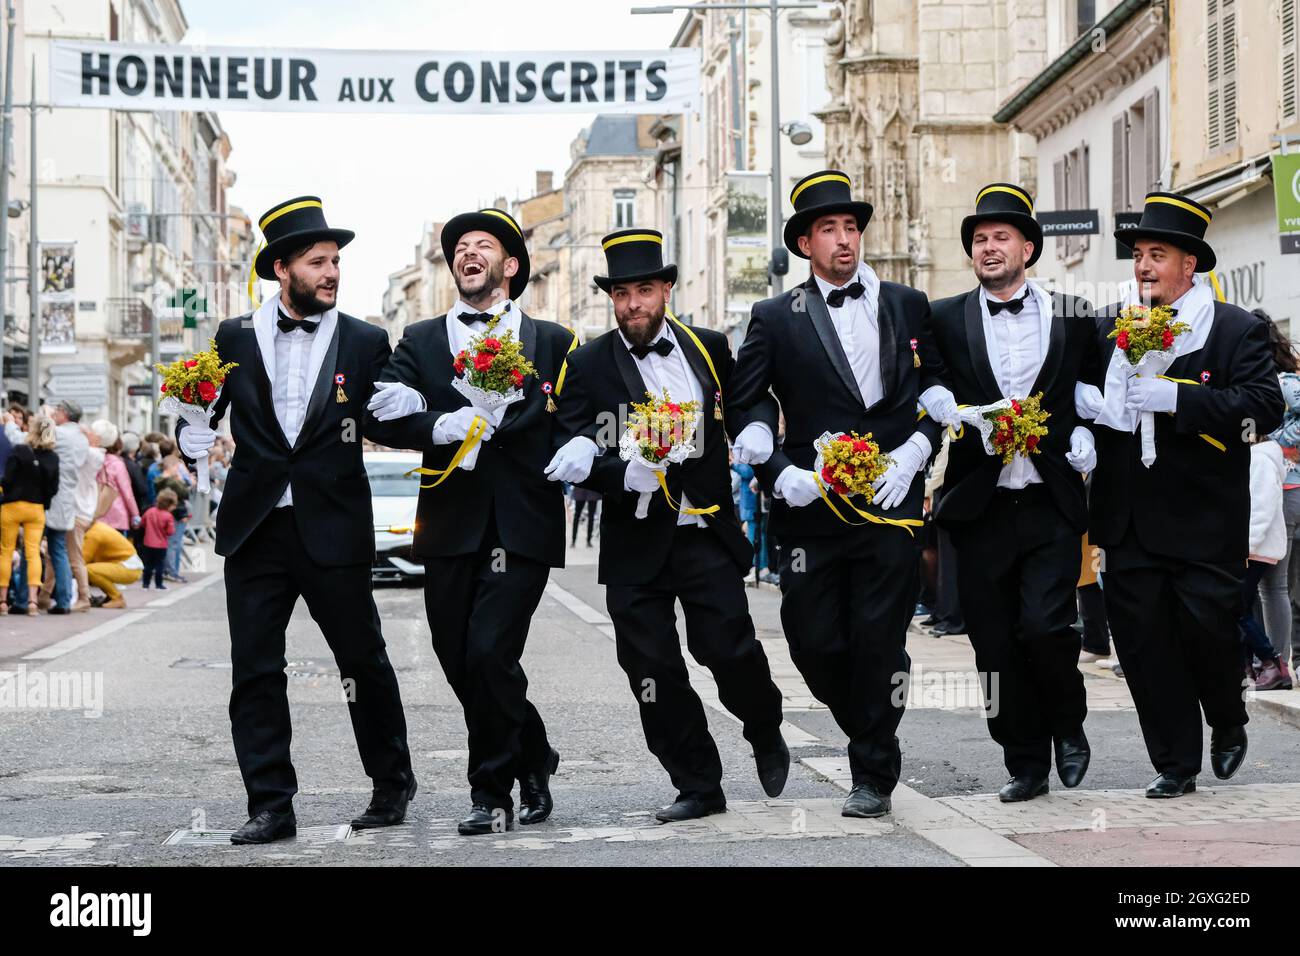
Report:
50,42,701,115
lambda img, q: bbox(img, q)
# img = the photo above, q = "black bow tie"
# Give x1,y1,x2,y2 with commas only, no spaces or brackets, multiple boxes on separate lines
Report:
277,310,318,334
630,338,675,360
825,281,865,309
458,302,511,326
987,292,1030,316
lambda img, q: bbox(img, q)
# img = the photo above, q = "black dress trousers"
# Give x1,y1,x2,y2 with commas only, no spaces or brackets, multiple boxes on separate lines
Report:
605,525,783,801
223,507,414,817
948,485,1088,780
422,517,553,811
1101,528,1249,778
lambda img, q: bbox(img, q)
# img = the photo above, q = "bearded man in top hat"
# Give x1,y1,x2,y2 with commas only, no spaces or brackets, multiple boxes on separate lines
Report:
727,170,949,818
545,229,789,823
177,196,416,844
1079,191,1283,797
918,183,1097,802
364,208,576,835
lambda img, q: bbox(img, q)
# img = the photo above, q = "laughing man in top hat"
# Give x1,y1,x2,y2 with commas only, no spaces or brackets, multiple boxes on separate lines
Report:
919,183,1098,802
364,208,577,835
177,196,416,844
727,170,950,818
545,229,789,823
1080,191,1283,797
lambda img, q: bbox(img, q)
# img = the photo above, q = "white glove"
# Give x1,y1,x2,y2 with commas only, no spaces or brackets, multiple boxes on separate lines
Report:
367,381,426,422
433,406,494,445
178,423,217,460
545,436,598,483
1074,381,1103,420
623,457,661,493
872,435,929,511
1066,426,1096,474
919,385,962,429
731,422,774,466
774,466,822,508
1124,374,1178,413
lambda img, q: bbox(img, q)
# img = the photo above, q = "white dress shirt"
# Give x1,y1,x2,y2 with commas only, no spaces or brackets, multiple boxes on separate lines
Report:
980,282,1046,490
813,262,883,409
271,299,336,507
620,320,707,527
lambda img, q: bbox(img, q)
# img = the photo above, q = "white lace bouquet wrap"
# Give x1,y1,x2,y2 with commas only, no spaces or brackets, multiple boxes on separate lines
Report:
159,393,219,494
450,378,525,471
618,400,702,519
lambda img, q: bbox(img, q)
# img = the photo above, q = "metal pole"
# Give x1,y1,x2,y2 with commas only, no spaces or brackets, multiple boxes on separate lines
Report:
150,169,160,432
26,59,36,408
0,1,16,401
769,0,783,294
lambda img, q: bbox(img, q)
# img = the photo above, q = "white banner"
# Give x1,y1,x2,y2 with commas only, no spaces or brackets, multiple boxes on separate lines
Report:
50,42,701,115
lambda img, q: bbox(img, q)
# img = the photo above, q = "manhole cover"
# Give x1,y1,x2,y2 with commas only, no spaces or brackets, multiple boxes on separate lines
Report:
163,825,350,846
171,658,231,670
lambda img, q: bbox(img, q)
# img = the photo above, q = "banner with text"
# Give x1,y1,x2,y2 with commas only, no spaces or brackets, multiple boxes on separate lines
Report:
51,42,701,115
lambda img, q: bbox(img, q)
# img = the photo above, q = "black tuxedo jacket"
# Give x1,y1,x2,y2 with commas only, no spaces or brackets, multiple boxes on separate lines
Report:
556,322,762,587
929,288,1098,532
1089,299,1284,565
179,310,392,567
364,312,572,569
728,274,947,538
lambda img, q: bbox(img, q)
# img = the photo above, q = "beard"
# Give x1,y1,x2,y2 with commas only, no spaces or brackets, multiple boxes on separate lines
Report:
455,257,507,305
615,301,667,349
286,270,337,316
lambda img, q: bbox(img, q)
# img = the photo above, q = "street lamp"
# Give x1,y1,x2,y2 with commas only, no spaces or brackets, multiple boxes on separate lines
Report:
632,0,820,293
781,120,813,146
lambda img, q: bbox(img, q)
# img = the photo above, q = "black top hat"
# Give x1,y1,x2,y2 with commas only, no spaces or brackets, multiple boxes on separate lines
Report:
593,229,678,293
1113,192,1216,272
254,196,355,281
783,169,874,258
441,208,531,301
961,183,1044,268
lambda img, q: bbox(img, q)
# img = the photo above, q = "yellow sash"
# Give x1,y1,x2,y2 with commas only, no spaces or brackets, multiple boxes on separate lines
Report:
1155,375,1227,452
814,475,924,535
405,416,489,488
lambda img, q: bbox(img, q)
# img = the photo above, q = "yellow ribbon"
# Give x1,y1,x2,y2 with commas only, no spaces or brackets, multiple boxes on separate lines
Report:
667,311,724,416
1155,375,1227,451
553,328,581,397
916,406,966,441
814,475,923,536
405,416,488,488
653,471,720,516
247,240,265,309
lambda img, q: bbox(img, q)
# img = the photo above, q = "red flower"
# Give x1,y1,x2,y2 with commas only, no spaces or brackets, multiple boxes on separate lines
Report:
181,385,194,403
1010,399,1022,416
838,433,852,442
1162,328,1174,348
482,337,502,352
160,383,168,393
197,381,217,403
852,439,869,453
1116,331,1130,351
473,352,494,372
832,481,848,496
667,402,682,415
842,462,856,475
998,415,1012,429
185,359,198,368
1025,434,1039,451
655,445,671,459
453,358,466,375
510,368,524,388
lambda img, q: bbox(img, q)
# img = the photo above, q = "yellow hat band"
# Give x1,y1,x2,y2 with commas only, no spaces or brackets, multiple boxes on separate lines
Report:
791,173,851,206
976,185,1033,214
603,233,663,251
479,208,523,237
1146,195,1211,225
259,199,322,231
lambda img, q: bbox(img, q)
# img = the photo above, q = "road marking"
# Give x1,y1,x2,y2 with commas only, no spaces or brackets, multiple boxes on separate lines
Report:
799,756,1055,867
544,578,820,746
144,570,224,608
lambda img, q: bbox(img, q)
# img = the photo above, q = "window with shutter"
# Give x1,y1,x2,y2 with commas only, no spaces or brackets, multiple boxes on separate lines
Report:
1054,157,1067,262
1113,114,1129,216
1143,89,1161,193
1222,0,1237,146
1283,0,1298,122
1207,0,1222,151
1206,0,1239,151
1078,143,1091,255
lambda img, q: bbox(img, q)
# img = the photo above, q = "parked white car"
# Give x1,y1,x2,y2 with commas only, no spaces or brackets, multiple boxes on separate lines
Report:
366,450,424,584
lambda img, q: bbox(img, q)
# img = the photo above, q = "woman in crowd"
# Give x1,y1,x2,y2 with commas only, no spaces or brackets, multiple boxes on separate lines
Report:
0,416,60,615
91,420,141,540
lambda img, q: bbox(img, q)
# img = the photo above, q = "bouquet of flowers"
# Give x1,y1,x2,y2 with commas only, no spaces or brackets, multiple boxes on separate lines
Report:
813,430,893,502
156,339,237,494
618,390,702,519
1109,304,1190,465
451,318,536,470
978,393,1051,466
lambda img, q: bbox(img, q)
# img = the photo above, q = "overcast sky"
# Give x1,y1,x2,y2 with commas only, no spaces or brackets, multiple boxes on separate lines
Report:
182,1,680,317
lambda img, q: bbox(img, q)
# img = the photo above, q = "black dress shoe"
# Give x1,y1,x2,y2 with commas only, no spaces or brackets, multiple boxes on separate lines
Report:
841,783,891,817
754,735,791,798
998,776,1049,802
654,793,727,823
1054,730,1091,788
930,622,967,636
351,777,417,830
1210,725,1248,780
1145,773,1197,798
230,809,297,845
457,804,514,836
519,748,560,825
